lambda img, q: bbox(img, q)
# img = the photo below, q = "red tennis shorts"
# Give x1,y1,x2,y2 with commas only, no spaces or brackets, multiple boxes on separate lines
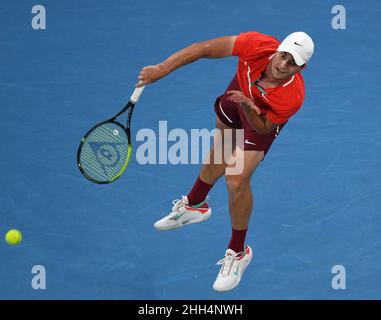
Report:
214,75,286,156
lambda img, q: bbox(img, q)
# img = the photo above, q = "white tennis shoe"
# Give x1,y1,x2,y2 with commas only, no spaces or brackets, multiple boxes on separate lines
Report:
154,196,211,231
213,245,253,292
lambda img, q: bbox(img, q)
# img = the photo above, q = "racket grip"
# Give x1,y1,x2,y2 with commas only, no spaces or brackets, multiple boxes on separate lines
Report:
130,86,146,104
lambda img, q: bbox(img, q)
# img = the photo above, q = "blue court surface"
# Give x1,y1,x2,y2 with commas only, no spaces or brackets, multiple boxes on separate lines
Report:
0,0,380,299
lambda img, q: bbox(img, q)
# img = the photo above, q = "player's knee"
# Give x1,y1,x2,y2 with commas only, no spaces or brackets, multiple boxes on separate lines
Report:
225,176,250,196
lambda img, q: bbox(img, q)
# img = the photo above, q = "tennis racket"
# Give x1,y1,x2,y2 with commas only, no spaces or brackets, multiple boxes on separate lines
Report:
77,86,145,184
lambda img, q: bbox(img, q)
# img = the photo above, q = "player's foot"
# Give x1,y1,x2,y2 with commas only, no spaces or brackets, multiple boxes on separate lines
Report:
212,245,253,292
154,196,211,231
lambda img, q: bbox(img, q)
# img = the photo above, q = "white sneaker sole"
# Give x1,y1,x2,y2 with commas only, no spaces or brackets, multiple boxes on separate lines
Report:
154,210,212,231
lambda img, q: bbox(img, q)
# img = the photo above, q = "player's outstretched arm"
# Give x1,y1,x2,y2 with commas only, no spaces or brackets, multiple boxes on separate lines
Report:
136,36,237,87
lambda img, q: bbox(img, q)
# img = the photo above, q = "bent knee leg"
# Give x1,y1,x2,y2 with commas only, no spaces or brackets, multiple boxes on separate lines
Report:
225,175,251,198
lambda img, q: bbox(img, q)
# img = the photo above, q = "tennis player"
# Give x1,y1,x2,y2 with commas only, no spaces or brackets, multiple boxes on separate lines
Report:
137,31,314,292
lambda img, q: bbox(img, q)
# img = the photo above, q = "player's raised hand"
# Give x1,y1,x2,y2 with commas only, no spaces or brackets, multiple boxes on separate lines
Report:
136,65,167,87
226,90,261,115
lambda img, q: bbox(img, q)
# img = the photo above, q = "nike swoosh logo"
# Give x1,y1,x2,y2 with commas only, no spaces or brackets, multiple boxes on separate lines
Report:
294,42,303,47
233,265,240,276
172,212,187,221
245,139,256,146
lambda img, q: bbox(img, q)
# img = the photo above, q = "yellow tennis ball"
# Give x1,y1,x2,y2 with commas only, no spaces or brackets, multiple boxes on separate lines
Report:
5,229,22,245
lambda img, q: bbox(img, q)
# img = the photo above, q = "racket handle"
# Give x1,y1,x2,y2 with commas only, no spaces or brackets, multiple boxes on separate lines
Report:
130,85,146,104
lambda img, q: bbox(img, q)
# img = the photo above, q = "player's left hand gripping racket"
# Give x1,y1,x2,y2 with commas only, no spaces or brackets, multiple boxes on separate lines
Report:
77,86,145,184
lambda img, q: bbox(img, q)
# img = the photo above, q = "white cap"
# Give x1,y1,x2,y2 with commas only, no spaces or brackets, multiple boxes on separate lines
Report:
277,32,314,66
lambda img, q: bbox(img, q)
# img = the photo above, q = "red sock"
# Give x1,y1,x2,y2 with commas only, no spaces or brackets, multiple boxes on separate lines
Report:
228,227,247,253
187,177,213,206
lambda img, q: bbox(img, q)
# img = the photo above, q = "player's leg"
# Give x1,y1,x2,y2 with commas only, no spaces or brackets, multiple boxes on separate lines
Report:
154,75,242,231
187,75,242,206
193,116,236,196
153,117,234,231
213,148,264,292
226,148,264,232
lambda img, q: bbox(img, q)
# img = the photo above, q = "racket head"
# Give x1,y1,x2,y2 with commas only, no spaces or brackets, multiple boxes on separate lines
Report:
77,121,132,184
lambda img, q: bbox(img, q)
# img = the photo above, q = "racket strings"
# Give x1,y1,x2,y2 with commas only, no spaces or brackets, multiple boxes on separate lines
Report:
79,122,129,182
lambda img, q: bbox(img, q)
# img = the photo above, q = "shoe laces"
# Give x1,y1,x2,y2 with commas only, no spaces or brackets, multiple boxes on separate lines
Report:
169,195,210,218
170,196,188,216
216,251,239,276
